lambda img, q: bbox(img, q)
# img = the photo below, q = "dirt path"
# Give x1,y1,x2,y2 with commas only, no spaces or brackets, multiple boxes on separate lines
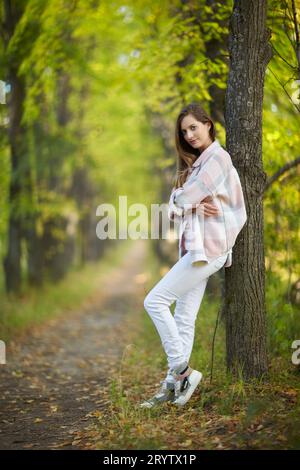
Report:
0,240,148,450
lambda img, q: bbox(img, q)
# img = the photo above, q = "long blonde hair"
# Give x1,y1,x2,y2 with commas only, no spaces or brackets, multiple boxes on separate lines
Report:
173,103,216,189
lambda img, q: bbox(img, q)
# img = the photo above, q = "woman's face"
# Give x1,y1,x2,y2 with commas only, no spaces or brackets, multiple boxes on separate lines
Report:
180,114,212,152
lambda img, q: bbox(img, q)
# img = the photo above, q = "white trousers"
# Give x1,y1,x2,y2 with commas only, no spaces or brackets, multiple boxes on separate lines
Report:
143,250,229,384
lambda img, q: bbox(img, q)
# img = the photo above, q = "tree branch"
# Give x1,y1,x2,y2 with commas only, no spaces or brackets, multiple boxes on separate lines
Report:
267,65,300,112
264,155,300,192
271,44,296,70
291,0,300,79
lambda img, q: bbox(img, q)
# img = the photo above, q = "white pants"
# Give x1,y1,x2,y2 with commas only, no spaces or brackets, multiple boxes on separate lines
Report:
143,251,229,384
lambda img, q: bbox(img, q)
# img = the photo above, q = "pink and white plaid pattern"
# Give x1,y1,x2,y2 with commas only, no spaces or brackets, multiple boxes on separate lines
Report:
168,140,247,268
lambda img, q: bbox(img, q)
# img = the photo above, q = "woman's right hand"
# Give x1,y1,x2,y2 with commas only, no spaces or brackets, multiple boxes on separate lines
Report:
192,196,219,217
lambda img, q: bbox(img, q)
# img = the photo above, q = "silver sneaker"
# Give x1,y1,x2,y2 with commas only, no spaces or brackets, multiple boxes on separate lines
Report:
139,380,176,408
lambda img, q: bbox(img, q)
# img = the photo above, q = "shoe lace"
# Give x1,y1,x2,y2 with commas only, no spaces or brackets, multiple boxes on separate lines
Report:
174,377,189,397
180,377,189,392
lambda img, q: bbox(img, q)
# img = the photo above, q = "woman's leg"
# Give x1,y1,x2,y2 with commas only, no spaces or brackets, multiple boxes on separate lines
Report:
143,251,228,374
164,280,208,384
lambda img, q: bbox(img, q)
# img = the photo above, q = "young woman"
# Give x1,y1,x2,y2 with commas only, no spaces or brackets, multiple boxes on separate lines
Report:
141,103,247,408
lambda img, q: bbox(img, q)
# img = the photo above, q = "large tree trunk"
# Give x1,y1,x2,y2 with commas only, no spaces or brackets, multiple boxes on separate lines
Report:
223,0,272,379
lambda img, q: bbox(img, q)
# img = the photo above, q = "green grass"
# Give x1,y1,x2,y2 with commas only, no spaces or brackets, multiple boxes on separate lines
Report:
0,239,133,342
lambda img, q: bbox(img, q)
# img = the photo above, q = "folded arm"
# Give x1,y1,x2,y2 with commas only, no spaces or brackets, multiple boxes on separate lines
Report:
172,153,233,209
168,190,219,222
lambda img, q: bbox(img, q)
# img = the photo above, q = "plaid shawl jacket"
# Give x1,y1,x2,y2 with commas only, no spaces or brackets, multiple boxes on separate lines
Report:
168,140,247,267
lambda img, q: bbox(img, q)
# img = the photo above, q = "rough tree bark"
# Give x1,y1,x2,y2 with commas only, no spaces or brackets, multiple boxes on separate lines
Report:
223,0,273,380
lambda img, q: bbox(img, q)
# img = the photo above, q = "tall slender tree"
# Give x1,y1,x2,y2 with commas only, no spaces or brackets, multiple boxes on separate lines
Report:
2,0,27,293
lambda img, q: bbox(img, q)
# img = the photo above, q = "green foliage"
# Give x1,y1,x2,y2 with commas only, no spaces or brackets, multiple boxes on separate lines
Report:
263,0,300,305
266,270,300,356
